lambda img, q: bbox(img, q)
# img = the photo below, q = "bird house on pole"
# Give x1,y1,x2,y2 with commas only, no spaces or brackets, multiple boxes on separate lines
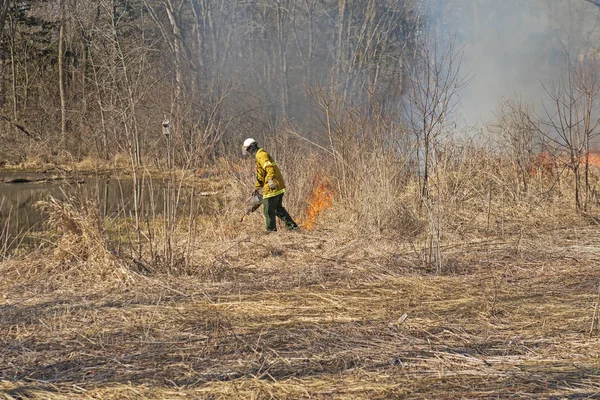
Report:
162,116,171,136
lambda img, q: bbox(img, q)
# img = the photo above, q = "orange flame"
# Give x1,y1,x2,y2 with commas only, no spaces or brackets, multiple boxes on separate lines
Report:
529,152,555,176
585,151,600,168
301,178,335,231
530,151,600,176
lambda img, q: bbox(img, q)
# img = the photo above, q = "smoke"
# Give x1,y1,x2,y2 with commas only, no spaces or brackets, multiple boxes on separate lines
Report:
426,0,600,127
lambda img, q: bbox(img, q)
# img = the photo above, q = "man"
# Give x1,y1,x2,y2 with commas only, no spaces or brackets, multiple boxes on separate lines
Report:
243,138,299,232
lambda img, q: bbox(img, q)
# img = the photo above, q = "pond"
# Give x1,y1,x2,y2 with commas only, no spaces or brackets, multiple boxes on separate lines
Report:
0,172,203,251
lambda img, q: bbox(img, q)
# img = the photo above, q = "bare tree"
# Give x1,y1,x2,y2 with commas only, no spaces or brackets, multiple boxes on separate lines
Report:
405,39,466,200
404,38,468,273
0,0,422,164
538,62,600,210
59,0,67,145
492,97,539,195
0,0,9,40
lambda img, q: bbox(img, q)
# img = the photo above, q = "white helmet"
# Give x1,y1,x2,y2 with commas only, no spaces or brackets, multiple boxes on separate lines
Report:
242,138,257,153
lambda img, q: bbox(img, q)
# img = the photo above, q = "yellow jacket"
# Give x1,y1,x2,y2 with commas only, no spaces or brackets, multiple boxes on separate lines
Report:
255,148,286,198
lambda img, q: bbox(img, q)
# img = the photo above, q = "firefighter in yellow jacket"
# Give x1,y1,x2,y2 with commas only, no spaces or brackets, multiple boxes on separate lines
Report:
243,138,299,232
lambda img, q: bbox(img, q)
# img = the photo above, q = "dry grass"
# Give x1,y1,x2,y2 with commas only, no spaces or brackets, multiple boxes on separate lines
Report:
2,214,600,399
9,196,137,288
2,149,600,398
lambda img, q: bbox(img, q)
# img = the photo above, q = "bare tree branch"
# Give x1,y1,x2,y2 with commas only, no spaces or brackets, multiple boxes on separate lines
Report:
0,115,40,140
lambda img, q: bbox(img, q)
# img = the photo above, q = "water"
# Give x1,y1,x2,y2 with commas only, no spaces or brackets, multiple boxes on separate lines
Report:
0,172,195,251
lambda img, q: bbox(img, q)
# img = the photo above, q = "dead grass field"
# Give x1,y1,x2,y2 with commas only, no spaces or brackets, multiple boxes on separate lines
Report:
1,217,600,399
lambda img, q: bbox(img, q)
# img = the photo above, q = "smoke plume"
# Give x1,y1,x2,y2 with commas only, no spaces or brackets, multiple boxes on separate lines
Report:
427,0,600,127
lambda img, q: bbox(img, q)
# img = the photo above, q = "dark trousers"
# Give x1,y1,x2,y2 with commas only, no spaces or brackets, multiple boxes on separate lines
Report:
263,193,298,231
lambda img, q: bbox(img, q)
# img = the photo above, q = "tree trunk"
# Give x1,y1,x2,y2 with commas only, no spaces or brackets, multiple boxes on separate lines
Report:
9,17,16,121
164,0,184,109
59,2,67,144
0,0,10,40
336,0,346,78
276,1,289,118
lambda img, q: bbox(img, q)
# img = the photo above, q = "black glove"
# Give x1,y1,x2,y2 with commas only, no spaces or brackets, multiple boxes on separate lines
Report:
268,179,277,190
